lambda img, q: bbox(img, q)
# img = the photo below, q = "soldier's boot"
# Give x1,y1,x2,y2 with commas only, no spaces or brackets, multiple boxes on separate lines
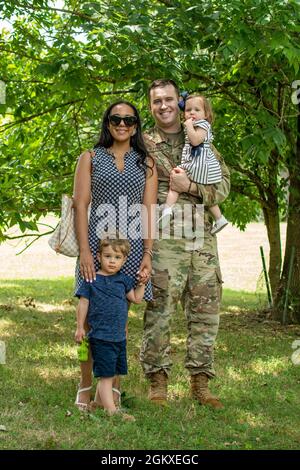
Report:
190,373,224,409
148,370,168,405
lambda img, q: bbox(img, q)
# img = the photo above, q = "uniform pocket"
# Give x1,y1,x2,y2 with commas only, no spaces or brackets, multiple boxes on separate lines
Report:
152,268,169,290
215,266,223,300
215,266,223,284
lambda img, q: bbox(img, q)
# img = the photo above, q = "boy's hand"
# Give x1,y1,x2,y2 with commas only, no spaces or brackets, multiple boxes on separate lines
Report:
137,257,152,284
75,328,86,343
137,273,148,285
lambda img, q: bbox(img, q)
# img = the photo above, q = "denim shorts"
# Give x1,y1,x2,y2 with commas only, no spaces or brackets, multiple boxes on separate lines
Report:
89,338,127,378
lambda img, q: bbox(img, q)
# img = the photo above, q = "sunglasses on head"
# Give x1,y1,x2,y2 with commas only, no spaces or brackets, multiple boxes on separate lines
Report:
109,114,137,127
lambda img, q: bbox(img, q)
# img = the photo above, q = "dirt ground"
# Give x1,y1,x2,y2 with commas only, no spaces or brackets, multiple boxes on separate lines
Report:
0,217,286,292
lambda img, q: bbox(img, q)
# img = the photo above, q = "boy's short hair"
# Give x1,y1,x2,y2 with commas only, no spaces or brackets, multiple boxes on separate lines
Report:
185,94,214,124
148,79,180,100
98,233,130,257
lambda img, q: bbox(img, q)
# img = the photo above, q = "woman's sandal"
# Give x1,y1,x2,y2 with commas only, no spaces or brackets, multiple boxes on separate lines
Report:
74,385,92,411
89,404,135,421
88,387,122,412
89,387,121,411
112,387,121,407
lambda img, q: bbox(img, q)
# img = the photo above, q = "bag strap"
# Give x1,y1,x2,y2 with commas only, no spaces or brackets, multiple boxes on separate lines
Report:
55,197,74,251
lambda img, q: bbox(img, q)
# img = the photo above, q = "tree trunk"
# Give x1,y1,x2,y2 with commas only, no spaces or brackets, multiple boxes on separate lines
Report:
273,108,300,323
262,204,282,298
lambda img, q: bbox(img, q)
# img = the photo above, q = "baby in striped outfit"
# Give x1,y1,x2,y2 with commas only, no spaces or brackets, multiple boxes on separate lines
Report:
161,93,228,235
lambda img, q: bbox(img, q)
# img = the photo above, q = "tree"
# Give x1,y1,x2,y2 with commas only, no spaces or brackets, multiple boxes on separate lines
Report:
273,106,300,323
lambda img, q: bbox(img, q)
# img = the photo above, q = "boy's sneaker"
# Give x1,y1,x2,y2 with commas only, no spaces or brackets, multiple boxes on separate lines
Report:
210,216,228,235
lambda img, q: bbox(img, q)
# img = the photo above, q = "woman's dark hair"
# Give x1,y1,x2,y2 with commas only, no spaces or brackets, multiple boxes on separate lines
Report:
95,100,152,173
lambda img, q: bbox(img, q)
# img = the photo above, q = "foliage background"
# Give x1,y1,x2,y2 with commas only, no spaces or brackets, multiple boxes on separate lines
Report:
1,1,300,316
1,0,299,232
1,2,300,450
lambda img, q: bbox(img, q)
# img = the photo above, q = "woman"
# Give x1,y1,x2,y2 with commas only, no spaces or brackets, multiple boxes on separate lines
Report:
73,100,157,410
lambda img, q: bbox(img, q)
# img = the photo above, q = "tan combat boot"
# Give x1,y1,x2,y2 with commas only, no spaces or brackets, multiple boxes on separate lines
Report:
148,370,168,405
190,373,223,409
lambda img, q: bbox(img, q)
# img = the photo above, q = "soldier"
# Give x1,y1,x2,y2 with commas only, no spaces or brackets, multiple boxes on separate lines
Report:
140,79,230,409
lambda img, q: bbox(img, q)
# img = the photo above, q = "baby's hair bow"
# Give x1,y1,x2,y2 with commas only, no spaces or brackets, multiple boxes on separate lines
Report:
178,91,189,110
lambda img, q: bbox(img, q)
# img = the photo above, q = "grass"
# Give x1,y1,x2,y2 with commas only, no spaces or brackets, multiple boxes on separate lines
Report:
0,278,300,450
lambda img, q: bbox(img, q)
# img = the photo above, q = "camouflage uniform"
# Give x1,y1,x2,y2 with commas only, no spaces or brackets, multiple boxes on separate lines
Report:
140,126,230,378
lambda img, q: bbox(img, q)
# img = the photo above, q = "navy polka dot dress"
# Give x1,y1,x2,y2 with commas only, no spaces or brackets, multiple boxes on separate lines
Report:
75,146,152,300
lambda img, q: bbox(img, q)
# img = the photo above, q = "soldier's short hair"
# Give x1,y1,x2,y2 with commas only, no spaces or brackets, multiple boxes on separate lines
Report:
148,79,180,101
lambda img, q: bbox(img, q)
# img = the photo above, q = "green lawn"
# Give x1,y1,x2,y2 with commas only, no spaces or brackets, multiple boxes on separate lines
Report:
0,278,300,450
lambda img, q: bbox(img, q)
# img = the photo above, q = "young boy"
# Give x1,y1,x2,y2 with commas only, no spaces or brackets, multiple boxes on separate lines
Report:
75,236,145,421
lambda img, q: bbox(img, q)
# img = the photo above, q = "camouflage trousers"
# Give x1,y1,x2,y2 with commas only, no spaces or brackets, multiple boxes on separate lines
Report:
140,234,222,379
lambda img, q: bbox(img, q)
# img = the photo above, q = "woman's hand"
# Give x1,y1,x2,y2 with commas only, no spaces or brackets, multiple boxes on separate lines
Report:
137,254,152,284
75,327,86,343
80,249,96,283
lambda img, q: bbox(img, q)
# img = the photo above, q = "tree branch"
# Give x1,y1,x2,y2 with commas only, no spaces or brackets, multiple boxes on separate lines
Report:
0,99,84,131
92,76,117,84
96,88,138,96
229,162,267,200
156,0,173,5
4,230,54,241
218,86,252,109
13,1,98,23
186,72,251,109
0,88,138,132
230,182,268,207
3,79,53,85
0,46,50,63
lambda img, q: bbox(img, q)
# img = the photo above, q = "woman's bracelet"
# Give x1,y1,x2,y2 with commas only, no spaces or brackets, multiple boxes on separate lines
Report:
143,248,153,258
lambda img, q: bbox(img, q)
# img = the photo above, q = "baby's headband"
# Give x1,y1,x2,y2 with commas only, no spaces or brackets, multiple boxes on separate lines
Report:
178,91,189,110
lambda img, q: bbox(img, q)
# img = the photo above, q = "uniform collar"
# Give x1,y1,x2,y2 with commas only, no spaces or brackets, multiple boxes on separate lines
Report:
146,125,184,144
